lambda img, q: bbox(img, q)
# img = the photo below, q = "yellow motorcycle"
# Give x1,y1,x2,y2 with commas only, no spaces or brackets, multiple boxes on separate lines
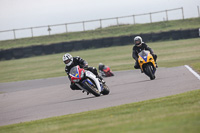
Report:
138,50,156,80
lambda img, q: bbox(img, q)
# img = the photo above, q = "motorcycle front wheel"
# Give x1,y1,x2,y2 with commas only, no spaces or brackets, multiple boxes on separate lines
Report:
144,64,156,80
83,79,101,97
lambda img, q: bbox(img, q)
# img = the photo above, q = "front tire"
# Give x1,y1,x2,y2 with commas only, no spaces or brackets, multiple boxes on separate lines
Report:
144,65,155,80
83,80,101,97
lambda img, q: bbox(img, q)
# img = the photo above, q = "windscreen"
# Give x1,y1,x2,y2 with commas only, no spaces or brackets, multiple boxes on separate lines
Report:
103,66,108,69
69,66,77,76
138,50,149,57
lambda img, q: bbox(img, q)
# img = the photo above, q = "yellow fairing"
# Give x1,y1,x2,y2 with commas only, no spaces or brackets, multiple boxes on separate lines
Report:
138,53,156,71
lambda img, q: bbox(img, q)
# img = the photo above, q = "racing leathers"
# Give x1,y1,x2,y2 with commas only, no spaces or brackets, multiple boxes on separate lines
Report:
65,56,101,90
132,42,157,69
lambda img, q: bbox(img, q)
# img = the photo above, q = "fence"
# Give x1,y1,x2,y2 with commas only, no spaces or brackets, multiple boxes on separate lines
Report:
0,7,190,41
0,28,199,60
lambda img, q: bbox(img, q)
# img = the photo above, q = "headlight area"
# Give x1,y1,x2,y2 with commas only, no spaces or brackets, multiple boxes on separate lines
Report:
81,71,85,78
73,79,80,82
139,58,143,63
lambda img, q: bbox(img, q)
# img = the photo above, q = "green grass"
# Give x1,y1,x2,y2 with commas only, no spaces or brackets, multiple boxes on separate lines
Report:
191,62,200,74
0,38,200,83
0,89,199,133
0,17,200,50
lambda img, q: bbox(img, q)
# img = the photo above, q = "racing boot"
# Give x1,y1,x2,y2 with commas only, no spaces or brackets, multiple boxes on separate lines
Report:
82,90,90,95
140,68,143,73
71,83,81,90
155,62,158,68
96,75,105,84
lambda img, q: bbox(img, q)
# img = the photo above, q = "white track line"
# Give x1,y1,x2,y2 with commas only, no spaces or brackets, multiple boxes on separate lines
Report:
184,65,200,80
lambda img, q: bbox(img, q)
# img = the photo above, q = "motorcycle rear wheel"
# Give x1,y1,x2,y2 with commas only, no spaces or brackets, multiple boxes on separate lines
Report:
101,84,110,95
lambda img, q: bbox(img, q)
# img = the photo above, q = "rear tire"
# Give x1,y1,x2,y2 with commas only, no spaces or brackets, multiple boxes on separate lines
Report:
110,72,114,76
83,80,101,97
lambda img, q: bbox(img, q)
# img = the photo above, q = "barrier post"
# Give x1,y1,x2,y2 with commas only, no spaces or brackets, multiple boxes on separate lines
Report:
65,24,68,33
166,10,168,21
47,26,51,35
13,29,16,39
116,17,119,26
181,7,184,19
150,13,152,23
31,28,33,37
100,19,102,28
82,21,85,31
133,15,135,24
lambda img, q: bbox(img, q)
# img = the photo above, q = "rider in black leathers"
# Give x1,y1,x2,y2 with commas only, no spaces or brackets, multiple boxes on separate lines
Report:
132,36,157,69
63,53,104,90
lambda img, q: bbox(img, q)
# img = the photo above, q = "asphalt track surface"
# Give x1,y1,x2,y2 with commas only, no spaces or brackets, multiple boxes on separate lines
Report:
0,66,200,126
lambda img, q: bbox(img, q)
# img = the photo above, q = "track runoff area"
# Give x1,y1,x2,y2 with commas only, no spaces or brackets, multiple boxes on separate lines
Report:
0,65,200,126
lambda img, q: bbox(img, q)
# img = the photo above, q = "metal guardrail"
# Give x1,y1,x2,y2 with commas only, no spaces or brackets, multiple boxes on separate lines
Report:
0,6,199,41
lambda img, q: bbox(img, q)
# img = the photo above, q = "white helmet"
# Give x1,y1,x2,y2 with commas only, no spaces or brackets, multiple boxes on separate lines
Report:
134,36,143,47
62,53,73,66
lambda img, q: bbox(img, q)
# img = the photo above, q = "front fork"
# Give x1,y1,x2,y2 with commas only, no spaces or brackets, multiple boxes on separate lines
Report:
83,78,104,92
143,63,156,75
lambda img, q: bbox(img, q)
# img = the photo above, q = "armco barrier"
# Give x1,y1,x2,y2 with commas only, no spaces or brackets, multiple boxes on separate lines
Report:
83,40,92,49
23,47,33,57
2,49,13,60
112,37,121,46
43,45,54,55
102,37,113,47
158,31,171,40
189,29,199,38
32,45,44,55
63,42,74,52
151,33,161,41
12,48,24,59
181,29,190,39
73,41,84,51
171,30,181,40
120,35,132,45
92,39,103,48
53,43,64,53
0,28,199,60
139,33,152,42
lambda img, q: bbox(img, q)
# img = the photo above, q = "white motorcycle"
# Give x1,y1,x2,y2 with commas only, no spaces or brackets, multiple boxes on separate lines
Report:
69,65,110,97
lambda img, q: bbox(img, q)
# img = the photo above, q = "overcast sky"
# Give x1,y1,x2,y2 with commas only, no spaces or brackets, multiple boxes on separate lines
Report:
0,0,199,40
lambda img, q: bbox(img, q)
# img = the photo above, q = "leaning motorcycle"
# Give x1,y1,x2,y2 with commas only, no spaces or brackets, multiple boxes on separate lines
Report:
69,65,110,97
100,66,114,77
138,50,156,80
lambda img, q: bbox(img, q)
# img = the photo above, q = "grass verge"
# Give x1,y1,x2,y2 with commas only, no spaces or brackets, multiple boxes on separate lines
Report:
191,62,200,74
0,89,199,133
0,38,200,83
0,17,200,50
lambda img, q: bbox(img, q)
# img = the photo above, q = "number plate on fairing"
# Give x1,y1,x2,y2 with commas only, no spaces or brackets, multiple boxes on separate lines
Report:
86,71,91,76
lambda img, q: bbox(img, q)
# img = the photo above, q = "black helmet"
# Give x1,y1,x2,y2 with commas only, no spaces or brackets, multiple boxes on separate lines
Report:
134,36,142,47
98,63,105,71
